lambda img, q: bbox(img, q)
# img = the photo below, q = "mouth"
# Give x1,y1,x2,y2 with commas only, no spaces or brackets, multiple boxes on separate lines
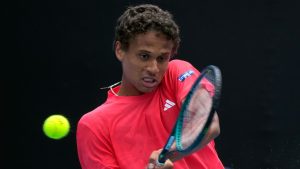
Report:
142,77,158,88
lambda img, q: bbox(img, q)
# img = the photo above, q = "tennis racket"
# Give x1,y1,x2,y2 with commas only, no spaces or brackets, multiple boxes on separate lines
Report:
157,65,222,164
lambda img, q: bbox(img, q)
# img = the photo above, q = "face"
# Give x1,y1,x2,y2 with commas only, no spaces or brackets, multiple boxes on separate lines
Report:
115,31,175,96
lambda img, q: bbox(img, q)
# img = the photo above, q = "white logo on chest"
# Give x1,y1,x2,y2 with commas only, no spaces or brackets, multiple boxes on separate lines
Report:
164,99,176,111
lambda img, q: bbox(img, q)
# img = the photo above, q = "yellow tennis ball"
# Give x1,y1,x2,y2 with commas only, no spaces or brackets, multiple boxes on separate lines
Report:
43,114,70,140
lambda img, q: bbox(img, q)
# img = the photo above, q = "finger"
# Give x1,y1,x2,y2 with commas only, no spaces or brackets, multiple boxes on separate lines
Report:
162,159,173,169
154,159,173,169
147,150,161,169
147,163,155,169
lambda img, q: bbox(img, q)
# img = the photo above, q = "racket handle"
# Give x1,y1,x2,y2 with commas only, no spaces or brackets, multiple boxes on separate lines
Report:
158,150,179,164
156,159,165,166
158,150,168,164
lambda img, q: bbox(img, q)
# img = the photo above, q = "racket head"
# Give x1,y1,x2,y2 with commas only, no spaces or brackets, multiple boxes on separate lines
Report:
175,65,222,154
157,65,222,164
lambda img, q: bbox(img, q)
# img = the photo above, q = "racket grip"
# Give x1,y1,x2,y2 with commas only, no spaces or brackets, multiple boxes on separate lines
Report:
158,151,167,164
156,156,166,167
158,150,179,165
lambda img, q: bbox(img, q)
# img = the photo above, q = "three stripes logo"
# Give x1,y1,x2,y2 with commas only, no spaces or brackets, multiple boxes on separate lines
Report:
164,99,176,111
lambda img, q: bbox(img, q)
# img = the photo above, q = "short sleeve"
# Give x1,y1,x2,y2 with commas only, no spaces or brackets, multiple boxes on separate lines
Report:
76,114,120,169
163,59,200,107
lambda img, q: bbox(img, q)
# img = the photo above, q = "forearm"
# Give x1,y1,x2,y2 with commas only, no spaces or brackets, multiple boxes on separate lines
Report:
196,112,220,149
168,113,220,162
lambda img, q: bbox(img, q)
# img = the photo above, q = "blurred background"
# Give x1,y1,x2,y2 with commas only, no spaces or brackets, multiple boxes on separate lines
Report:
6,0,300,168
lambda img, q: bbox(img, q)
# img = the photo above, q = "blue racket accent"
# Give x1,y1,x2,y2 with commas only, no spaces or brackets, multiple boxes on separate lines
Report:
165,136,175,150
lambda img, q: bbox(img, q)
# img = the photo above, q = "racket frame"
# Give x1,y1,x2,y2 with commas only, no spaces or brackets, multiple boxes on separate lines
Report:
157,65,222,164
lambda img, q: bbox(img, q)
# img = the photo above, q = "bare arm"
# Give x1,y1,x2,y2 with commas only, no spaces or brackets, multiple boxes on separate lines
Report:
146,113,220,168
185,113,220,154
168,112,220,162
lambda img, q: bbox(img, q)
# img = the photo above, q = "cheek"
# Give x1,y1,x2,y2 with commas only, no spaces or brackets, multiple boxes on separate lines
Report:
123,60,140,76
158,64,169,76
162,62,169,71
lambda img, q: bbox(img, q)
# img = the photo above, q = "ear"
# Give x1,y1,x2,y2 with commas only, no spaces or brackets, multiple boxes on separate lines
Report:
115,41,125,62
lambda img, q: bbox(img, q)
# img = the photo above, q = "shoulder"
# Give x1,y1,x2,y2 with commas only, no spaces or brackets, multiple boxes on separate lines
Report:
167,59,198,75
77,103,112,131
78,98,130,128
168,59,194,69
164,59,199,81
160,59,200,106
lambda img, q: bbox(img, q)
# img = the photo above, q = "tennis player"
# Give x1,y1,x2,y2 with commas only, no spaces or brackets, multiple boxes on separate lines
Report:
76,4,224,169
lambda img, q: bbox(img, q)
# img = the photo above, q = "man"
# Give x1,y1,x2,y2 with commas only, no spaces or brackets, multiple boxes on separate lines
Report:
77,4,224,169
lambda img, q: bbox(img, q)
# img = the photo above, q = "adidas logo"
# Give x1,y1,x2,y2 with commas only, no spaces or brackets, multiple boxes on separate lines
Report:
164,99,175,111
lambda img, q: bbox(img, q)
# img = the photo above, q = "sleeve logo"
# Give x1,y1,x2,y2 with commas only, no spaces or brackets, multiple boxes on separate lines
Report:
178,70,194,82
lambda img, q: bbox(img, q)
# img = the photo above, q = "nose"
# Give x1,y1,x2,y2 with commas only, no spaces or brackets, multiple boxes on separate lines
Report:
146,60,159,74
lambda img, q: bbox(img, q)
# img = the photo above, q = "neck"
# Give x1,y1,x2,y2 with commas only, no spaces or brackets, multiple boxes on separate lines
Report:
117,83,143,96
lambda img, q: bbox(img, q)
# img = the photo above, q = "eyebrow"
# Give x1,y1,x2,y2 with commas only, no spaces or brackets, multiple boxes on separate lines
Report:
138,50,151,53
138,50,171,56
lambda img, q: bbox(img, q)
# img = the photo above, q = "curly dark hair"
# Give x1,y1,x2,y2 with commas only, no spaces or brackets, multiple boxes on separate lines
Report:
114,4,181,54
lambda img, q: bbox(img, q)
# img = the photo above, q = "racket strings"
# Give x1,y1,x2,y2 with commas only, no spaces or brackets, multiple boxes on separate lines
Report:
180,87,213,149
159,65,222,162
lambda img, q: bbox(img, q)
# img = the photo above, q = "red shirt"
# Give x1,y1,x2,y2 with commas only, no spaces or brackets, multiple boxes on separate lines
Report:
77,59,224,169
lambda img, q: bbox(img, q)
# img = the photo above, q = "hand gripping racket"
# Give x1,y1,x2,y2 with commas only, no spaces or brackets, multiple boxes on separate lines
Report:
157,65,222,164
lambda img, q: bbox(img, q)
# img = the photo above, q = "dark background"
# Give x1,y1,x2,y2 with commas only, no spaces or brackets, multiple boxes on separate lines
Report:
6,0,300,168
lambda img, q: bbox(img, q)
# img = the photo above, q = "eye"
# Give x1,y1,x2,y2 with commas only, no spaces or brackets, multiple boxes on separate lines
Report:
139,53,150,60
157,55,170,63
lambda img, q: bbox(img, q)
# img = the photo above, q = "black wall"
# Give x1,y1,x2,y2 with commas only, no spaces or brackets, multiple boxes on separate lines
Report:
7,0,300,168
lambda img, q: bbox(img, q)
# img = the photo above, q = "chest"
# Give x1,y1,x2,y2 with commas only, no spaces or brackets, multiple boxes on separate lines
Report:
111,91,179,138
108,91,180,167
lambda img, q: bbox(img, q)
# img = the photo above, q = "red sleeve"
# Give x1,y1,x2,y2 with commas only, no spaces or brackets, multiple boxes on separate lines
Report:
76,115,120,169
164,59,200,107
164,60,215,106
